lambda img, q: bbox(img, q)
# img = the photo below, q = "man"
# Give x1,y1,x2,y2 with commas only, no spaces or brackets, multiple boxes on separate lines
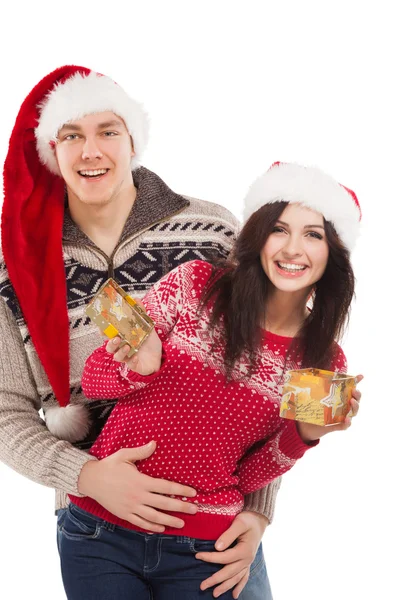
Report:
0,65,278,598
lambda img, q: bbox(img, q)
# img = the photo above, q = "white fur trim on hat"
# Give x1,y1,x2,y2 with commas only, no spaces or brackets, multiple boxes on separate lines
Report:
45,404,91,443
35,71,149,175
243,163,361,251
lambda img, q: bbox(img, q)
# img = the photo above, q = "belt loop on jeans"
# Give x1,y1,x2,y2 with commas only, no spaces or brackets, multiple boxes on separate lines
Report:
102,521,116,532
176,536,192,544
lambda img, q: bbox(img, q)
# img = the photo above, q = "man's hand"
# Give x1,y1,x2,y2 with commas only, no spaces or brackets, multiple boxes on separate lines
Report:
78,441,198,532
196,511,269,598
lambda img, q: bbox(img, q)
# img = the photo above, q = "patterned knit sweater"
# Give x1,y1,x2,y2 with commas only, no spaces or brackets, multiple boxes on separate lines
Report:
72,260,346,540
0,167,278,519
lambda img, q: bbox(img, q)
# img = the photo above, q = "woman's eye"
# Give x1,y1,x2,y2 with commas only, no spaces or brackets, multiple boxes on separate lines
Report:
272,226,286,233
307,231,323,240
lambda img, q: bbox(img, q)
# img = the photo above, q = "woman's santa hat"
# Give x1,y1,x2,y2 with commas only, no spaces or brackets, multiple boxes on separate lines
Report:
243,161,361,251
2,65,149,443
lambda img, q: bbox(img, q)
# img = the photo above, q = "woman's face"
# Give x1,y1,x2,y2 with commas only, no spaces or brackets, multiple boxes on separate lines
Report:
260,203,329,294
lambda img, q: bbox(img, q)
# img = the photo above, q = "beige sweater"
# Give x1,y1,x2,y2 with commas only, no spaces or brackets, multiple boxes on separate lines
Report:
0,167,280,520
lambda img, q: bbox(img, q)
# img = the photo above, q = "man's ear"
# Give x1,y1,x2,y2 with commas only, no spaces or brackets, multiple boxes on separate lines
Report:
130,136,135,157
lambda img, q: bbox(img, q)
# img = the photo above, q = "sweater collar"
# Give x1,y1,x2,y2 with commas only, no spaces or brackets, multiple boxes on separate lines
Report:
62,166,190,247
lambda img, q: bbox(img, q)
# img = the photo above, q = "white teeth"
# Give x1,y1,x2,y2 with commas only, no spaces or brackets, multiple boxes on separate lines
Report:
79,169,107,177
277,262,307,272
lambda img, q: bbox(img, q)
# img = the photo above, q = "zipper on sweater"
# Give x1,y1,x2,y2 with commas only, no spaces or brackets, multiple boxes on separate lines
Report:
64,206,187,283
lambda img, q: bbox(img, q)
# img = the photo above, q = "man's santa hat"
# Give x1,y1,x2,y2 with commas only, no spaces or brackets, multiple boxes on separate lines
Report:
2,65,149,442
243,161,361,251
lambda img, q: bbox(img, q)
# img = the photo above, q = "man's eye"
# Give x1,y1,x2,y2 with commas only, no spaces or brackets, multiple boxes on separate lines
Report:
64,134,79,141
103,131,117,136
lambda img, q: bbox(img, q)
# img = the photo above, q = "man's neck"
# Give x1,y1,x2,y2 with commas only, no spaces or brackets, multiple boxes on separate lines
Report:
265,287,311,337
67,184,137,257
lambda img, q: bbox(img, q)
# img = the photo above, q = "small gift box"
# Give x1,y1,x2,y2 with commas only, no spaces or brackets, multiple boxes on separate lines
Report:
280,368,356,426
86,278,154,358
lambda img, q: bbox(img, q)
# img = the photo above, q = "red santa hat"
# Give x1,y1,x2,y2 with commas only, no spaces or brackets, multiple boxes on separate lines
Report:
1,65,149,442
243,162,361,251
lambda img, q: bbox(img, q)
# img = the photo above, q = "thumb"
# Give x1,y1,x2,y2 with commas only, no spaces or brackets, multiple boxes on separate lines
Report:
214,517,246,551
118,441,157,463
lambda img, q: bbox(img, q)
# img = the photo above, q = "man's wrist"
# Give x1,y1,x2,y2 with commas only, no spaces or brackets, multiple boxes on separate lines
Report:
239,510,270,534
77,458,99,496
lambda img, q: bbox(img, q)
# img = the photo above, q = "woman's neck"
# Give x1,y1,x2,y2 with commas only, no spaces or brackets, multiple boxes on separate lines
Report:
264,287,311,338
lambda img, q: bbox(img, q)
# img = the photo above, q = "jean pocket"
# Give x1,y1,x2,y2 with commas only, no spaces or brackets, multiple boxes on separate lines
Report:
56,508,67,533
62,504,102,541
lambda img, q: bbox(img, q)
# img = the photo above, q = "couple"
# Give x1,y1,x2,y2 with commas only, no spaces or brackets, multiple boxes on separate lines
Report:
0,65,362,599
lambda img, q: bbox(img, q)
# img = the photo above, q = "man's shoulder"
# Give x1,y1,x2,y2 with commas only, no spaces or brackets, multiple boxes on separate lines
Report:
180,195,241,233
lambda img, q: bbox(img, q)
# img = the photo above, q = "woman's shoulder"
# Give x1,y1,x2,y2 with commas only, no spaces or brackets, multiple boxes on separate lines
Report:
330,342,348,373
169,259,216,284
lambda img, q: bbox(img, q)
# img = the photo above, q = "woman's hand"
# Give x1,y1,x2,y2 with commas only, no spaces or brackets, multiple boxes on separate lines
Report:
195,511,269,598
106,328,162,376
296,374,363,443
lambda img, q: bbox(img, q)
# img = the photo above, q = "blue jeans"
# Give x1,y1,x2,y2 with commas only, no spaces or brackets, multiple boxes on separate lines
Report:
57,504,272,599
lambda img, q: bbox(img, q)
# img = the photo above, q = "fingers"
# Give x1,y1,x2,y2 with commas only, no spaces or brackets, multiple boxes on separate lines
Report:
349,397,360,417
232,569,250,599
148,493,198,515
113,343,134,363
139,505,185,529
106,336,121,353
216,568,249,598
199,561,246,592
124,512,166,533
196,547,241,565
149,477,197,499
214,518,246,551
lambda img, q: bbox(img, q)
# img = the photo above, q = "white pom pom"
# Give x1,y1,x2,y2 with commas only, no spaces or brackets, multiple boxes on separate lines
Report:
45,404,91,443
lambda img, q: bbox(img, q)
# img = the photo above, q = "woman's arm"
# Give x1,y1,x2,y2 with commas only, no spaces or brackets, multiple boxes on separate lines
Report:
236,419,317,496
81,334,167,400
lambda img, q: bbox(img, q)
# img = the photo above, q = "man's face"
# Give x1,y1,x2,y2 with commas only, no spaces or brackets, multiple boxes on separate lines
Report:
55,111,134,207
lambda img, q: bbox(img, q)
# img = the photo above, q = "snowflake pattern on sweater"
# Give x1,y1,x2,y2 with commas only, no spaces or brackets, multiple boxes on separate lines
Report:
73,260,347,540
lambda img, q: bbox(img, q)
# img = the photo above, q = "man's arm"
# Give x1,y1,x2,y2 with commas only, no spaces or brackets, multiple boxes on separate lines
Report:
0,297,95,495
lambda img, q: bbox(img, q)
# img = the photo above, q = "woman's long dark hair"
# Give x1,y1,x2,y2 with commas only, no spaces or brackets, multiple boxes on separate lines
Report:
201,202,355,376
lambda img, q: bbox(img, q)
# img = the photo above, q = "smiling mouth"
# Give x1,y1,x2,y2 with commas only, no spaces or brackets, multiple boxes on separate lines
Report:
78,169,109,178
276,261,308,273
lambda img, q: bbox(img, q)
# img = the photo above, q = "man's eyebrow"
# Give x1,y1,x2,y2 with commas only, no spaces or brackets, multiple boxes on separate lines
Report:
96,120,125,129
58,123,82,133
58,120,124,133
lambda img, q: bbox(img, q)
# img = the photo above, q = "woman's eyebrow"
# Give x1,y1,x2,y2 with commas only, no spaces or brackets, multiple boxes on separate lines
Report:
275,220,324,229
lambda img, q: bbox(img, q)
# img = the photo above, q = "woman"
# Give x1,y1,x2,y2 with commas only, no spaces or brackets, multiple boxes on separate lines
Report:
60,161,362,599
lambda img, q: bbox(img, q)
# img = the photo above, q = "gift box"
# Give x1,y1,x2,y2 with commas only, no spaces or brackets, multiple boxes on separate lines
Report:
280,368,356,426
86,278,154,358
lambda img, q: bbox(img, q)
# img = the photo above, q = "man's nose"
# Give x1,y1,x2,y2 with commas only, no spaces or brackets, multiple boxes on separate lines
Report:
81,137,103,160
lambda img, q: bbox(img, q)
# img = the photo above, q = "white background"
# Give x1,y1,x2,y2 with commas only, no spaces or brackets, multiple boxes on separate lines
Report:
1,1,398,599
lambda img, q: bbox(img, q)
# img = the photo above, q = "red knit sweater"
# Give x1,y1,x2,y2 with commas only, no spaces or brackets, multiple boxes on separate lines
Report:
71,260,347,540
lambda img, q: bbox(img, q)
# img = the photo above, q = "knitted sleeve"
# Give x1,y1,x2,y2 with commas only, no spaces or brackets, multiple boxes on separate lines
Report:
0,297,95,495
81,341,168,399
240,343,348,520
236,420,317,496
81,261,199,400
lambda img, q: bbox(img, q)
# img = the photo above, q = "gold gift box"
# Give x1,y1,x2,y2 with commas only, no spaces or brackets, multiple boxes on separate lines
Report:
280,368,356,426
85,278,154,358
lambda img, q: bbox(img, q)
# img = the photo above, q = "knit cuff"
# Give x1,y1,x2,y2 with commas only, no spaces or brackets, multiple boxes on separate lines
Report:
242,477,282,523
280,419,319,459
45,446,97,496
